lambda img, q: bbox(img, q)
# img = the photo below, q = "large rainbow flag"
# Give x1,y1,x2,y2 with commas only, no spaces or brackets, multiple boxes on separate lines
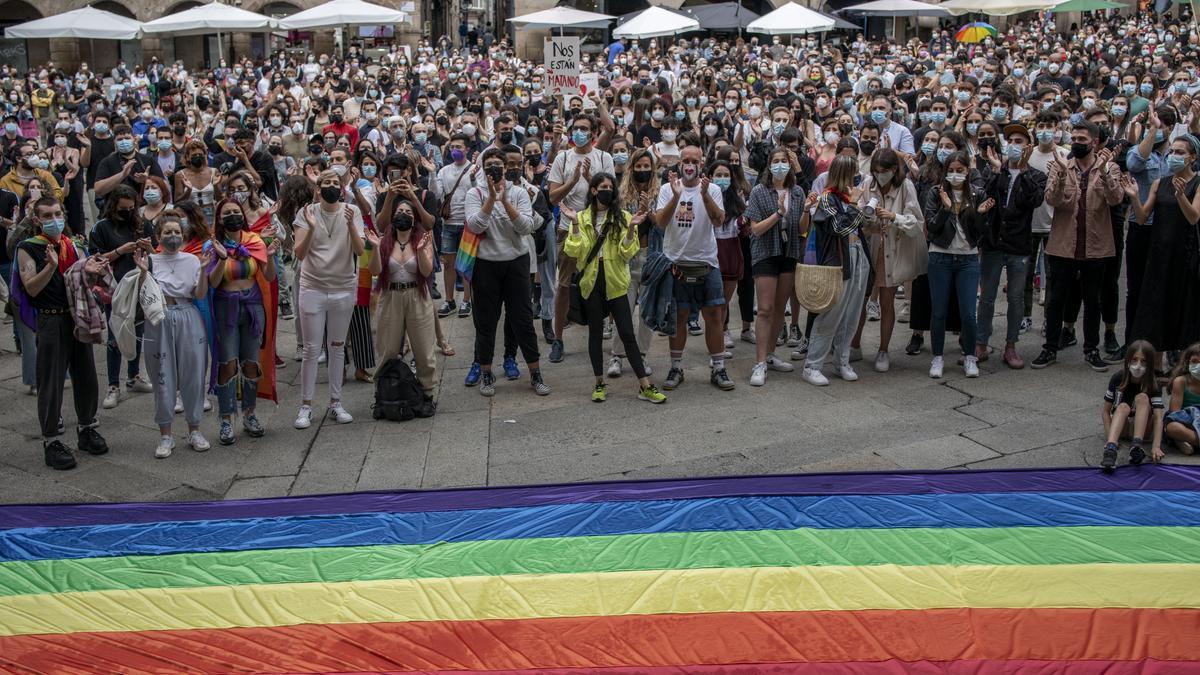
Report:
2,466,1199,672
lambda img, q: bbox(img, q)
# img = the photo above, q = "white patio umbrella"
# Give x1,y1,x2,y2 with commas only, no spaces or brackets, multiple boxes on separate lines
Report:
746,2,836,34
614,6,699,38
278,0,409,30
142,2,278,36
940,0,1047,14
507,6,616,31
4,6,141,39
841,0,950,16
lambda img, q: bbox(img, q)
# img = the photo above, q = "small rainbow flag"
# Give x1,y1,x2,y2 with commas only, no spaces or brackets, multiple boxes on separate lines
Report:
2,467,1200,672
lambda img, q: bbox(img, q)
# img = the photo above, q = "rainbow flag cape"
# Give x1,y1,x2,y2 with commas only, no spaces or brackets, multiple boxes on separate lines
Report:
2,466,1200,672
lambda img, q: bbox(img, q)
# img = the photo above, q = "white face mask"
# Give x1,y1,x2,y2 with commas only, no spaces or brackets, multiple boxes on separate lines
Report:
331,164,349,177
823,130,840,144
1128,364,1147,378
661,130,677,143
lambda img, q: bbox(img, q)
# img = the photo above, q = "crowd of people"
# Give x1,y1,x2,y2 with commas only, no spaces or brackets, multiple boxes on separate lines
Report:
4,8,1200,473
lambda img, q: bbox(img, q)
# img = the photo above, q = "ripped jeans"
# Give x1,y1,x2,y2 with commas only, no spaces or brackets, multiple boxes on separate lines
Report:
213,288,265,417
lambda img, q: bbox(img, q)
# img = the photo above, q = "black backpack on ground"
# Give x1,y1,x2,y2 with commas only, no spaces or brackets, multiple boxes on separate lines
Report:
372,357,434,421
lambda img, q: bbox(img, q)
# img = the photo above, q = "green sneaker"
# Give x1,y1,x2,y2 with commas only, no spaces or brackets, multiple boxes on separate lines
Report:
638,384,667,404
591,382,607,402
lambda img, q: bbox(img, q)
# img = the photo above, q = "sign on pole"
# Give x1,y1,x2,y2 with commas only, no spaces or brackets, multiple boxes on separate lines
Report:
545,36,581,98
579,73,599,108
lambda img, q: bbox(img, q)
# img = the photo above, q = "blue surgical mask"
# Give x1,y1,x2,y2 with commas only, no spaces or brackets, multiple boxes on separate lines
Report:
362,165,377,178
965,123,979,136
571,129,590,146
1166,153,1189,173
613,151,628,165
94,122,109,135
870,110,887,124
769,162,790,177
143,189,161,204
772,121,786,136
919,112,931,124
116,138,134,154
542,140,552,153
1122,84,1136,96
930,111,946,125
1154,129,1165,144
1111,105,1128,117
921,142,936,156
956,90,971,102
674,111,685,121
1140,83,1154,96
3,122,16,134
413,132,427,144
1036,130,1055,145
936,147,952,164
842,97,855,110
685,97,696,107
158,139,172,152
1006,143,1024,162
1013,68,1025,78
620,94,631,104
40,217,64,237
713,177,731,190
992,107,1007,121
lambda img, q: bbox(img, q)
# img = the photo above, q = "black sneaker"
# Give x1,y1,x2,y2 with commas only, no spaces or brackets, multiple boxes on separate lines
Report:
905,333,924,355
1103,331,1120,355
549,339,565,363
1030,349,1057,369
542,319,555,344
530,370,552,396
688,318,702,336
1103,344,1127,364
430,284,442,300
711,367,736,391
1129,445,1146,466
1059,326,1078,349
437,300,456,318
77,426,109,456
279,302,294,321
1084,350,1109,372
458,301,472,318
1100,443,1118,473
44,440,76,470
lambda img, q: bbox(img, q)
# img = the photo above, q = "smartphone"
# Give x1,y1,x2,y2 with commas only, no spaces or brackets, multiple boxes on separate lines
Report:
388,168,404,183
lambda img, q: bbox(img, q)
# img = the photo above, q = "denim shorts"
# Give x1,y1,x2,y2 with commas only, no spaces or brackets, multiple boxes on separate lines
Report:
440,223,465,255
673,265,727,310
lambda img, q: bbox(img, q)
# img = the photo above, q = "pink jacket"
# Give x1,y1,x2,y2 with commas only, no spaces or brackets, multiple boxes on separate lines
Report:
1044,157,1123,260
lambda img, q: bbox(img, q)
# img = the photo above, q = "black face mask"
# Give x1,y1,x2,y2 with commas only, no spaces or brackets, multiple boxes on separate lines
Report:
268,145,283,156
1070,142,1092,159
309,144,323,155
320,185,341,203
393,213,414,231
484,165,504,183
525,154,540,165
330,113,343,124
505,168,522,183
860,140,877,155
173,125,186,136
115,207,134,221
436,117,448,126
633,169,652,183
977,137,996,152
595,189,615,206
222,214,244,231
498,131,513,144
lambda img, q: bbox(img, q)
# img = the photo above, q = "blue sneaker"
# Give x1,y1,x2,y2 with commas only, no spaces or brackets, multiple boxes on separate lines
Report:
503,356,521,380
464,361,482,387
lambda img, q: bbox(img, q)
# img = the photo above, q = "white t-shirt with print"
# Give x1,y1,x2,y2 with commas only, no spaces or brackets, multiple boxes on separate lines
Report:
656,181,724,267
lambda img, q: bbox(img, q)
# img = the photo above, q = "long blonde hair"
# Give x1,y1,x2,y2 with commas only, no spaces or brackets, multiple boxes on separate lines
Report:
619,148,659,212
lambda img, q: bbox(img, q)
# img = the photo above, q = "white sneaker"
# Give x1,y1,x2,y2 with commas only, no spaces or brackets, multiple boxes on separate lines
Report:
866,300,881,321
766,353,794,372
740,329,756,344
964,355,980,378
328,403,354,424
721,350,733,359
874,351,890,373
294,405,313,429
897,302,910,323
155,435,175,459
750,362,768,386
203,398,213,412
835,365,859,381
929,356,945,379
127,375,154,393
188,430,211,452
317,351,327,365
607,356,623,378
294,344,303,362
723,330,735,349
174,393,184,413
801,367,829,386
102,386,120,409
